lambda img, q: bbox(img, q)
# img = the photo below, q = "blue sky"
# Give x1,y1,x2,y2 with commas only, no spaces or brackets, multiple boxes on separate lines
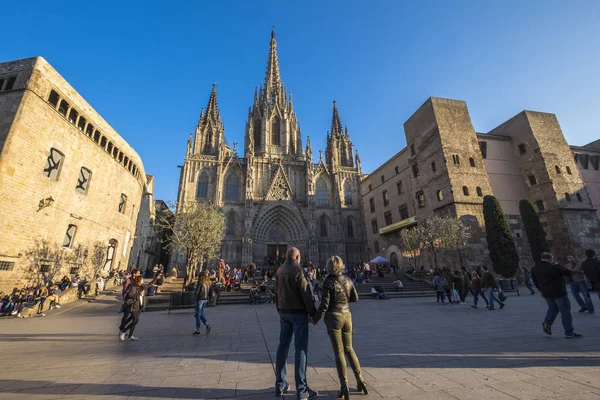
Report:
3,1,599,201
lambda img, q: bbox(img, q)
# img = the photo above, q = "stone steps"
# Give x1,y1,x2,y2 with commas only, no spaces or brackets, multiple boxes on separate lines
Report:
143,276,435,312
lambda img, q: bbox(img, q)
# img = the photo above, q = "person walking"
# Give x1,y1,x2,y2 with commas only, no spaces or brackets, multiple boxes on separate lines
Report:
193,270,213,335
581,249,600,305
523,268,536,295
274,247,318,400
432,271,445,303
312,256,368,400
481,266,504,310
566,255,594,314
470,271,489,309
531,252,583,339
119,275,144,341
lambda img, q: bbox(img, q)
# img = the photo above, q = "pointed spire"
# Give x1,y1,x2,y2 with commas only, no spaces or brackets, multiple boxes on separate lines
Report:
264,28,282,100
344,125,349,138
202,83,220,125
331,100,343,137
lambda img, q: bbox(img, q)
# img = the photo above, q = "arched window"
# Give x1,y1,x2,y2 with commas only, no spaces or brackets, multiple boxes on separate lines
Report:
271,117,280,145
555,166,561,174
316,178,329,206
205,129,213,152
469,157,476,167
463,186,469,196
104,239,118,272
224,173,240,201
437,190,443,201
565,192,571,201
343,181,352,206
226,212,237,236
576,193,583,202
253,119,261,146
347,218,354,238
476,187,483,197
566,166,572,175
196,171,209,199
320,215,328,237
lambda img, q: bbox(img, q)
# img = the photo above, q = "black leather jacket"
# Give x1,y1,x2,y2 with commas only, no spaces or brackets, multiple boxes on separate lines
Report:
313,274,358,322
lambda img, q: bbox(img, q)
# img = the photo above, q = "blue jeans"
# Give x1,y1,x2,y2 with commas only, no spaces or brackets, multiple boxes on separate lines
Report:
570,282,594,312
194,300,208,330
544,296,574,335
275,313,309,395
487,288,503,309
473,289,488,306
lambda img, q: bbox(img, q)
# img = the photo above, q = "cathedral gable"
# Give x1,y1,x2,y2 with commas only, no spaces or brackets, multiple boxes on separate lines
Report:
265,163,293,201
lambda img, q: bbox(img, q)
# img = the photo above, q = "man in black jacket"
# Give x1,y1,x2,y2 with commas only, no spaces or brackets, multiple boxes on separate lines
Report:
581,249,600,305
273,247,318,400
531,252,582,339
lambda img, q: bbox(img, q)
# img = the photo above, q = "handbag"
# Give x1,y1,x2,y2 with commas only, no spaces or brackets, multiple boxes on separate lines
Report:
498,291,507,302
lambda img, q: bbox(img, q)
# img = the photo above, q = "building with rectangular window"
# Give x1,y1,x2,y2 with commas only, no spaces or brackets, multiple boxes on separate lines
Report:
0,57,149,291
361,97,600,269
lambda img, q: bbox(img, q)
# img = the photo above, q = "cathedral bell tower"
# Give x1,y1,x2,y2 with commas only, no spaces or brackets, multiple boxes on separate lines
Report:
325,101,355,168
245,29,302,158
192,84,225,157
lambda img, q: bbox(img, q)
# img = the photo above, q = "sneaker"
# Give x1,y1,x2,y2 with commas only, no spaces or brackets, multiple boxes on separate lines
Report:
499,303,505,309
471,305,477,309
55,305,61,309
542,322,552,336
129,336,139,341
10,310,17,315
206,325,212,334
588,311,595,314
119,332,126,341
298,388,318,399
275,383,290,397
49,306,54,311
192,330,201,335
565,332,583,339
578,307,588,313
460,302,465,305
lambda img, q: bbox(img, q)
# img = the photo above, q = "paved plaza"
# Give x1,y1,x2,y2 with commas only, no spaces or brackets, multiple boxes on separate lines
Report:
0,292,599,400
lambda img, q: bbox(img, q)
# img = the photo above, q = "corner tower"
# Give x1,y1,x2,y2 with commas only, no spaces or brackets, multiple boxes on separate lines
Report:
325,101,354,168
244,30,302,158
192,84,225,156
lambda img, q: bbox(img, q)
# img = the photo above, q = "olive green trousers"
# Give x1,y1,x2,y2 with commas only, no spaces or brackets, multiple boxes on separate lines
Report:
324,311,364,388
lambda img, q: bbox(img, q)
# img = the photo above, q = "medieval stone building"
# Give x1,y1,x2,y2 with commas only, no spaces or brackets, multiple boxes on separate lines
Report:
361,97,600,270
174,31,366,269
0,57,151,292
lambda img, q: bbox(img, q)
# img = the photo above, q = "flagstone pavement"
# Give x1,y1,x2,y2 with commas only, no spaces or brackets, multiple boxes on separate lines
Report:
0,291,599,400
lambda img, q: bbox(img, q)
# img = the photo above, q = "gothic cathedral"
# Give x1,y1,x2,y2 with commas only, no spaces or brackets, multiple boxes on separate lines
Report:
175,31,366,269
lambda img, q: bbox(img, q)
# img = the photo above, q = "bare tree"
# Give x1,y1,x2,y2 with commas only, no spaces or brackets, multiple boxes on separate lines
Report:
157,201,225,282
399,225,427,272
439,218,471,269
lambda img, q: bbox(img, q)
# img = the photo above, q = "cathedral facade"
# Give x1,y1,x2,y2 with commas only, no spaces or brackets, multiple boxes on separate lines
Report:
174,31,366,269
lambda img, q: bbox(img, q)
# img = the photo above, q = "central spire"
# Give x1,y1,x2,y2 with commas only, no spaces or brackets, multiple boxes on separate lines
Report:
331,100,343,137
264,28,283,101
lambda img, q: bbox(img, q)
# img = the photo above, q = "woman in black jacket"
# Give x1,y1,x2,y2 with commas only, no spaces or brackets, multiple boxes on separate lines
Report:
312,256,368,399
119,276,144,341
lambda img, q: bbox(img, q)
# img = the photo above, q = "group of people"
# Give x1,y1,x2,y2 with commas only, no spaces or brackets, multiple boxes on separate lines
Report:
0,282,61,318
432,266,506,310
529,249,600,339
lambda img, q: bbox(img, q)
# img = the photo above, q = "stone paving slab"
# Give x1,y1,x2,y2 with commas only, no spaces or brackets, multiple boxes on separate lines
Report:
0,292,598,399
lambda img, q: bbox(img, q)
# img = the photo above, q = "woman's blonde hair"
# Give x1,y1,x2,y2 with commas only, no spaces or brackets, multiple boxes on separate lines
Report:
326,256,345,276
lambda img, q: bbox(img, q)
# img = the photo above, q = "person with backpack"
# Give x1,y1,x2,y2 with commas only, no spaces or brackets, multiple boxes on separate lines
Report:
432,270,445,303
193,270,213,335
119,275,144,341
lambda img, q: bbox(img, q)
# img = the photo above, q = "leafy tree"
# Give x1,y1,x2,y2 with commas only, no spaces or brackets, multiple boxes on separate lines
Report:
519,199,550,264
483,195,520,277
157,201,225,282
